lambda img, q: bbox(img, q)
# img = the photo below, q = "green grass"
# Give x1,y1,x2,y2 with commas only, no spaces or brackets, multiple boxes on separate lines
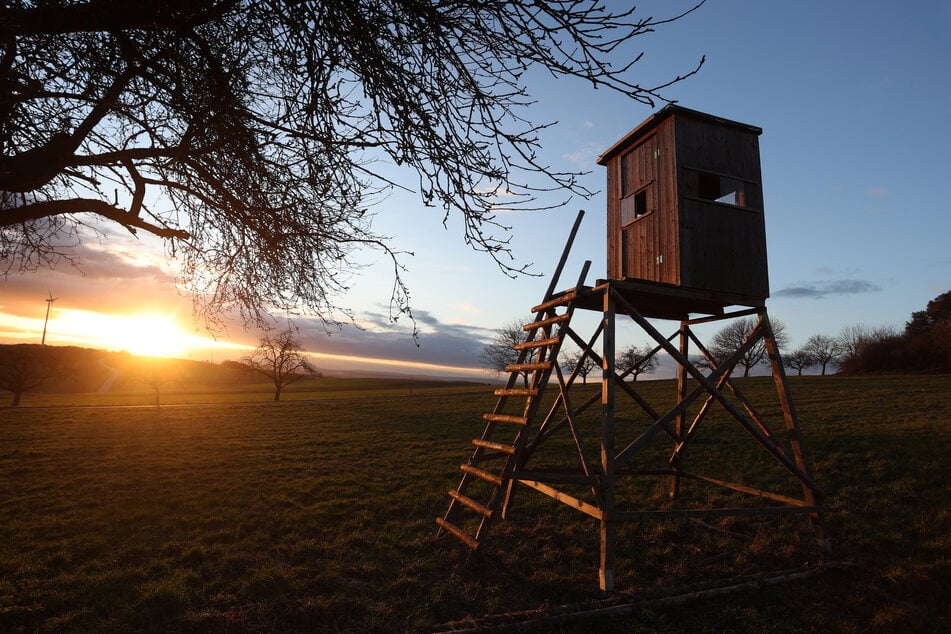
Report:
9,376,489,408
1,375,949,632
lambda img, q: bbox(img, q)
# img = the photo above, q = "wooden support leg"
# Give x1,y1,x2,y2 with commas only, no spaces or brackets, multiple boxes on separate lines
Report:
599,291,617,592
760,310,832,554
599,519,616,592
670,323,689,498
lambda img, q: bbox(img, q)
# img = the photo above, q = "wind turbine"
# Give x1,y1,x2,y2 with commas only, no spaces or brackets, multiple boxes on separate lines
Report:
41,290,58,346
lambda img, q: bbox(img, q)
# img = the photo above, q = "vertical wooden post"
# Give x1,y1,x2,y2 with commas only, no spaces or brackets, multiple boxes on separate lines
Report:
599,290,617,592
760,310,832,554
670,322,689,498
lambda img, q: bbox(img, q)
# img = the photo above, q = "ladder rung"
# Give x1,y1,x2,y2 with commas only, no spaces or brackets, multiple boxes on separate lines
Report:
531,291,577,313
523,314,570,331
482,413,527,426
514,336,560,351
436,517,480,550
448,490,494,518
472,438,517,455
460,463,504,486
505,361,551,373
493,388,539,398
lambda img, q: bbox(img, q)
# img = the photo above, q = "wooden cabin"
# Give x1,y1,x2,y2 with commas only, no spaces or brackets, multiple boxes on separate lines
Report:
598,105,769,308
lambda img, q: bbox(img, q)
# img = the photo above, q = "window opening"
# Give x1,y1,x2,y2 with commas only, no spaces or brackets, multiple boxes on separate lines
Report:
621,187,649,225
685,168,753,208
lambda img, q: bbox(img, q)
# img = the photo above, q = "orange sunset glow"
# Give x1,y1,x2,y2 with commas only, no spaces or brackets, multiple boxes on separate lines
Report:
40,308,244,359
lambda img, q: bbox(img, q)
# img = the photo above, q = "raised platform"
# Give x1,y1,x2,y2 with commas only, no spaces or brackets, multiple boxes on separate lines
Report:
568,278,766,321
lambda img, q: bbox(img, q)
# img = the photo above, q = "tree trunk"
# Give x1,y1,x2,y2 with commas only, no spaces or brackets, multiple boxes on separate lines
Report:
274,385,281,401
743,365,751,378
11,391,22,406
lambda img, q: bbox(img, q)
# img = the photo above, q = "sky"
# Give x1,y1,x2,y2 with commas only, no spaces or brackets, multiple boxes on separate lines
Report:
1,0,949,380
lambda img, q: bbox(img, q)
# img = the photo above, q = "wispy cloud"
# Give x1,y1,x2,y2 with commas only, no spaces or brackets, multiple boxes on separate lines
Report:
0,240,181,318
561,142,604,168
291,308,493,371
773,279,882,299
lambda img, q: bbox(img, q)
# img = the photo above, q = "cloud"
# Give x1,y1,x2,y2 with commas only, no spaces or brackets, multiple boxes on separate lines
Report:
773,279,882,299
561,142,604,167
1,235,494,373
866,187,890,198
0,240,181,318
286,308,494,370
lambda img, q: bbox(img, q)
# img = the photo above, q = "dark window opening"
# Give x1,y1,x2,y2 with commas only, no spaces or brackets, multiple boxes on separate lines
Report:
621,188,649,225
685,169,755,208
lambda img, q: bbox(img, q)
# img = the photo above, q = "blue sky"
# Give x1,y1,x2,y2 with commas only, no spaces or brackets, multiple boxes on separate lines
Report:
1,1,949,378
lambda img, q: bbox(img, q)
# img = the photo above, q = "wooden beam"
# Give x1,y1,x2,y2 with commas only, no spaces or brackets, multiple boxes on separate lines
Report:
613,506,828,522
600,290,617,592
609,288,825,495
678,471,815,507
519,480,604,520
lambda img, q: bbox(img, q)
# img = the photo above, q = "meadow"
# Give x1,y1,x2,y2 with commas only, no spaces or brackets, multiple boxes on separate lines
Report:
1,374,949,632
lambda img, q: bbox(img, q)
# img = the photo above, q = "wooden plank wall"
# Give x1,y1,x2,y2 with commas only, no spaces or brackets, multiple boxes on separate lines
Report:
653,119,680,286
606,154,620,278
674,116,763,186
674,116,768,298
680,200,769,297
605,109,768,302
607,118,681,286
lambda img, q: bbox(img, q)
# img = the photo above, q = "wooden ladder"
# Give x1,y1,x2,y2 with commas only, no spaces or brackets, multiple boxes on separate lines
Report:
436,211,589,554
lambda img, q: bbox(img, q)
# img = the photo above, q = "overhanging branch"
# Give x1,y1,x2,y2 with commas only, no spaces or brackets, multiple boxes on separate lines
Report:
1,198,189,240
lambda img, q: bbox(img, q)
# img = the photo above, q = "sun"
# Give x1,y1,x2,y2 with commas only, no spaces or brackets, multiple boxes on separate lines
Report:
52,309,198,358
109,313,194,358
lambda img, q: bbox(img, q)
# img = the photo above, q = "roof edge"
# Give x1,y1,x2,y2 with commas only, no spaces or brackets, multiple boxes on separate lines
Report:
596,105,763,166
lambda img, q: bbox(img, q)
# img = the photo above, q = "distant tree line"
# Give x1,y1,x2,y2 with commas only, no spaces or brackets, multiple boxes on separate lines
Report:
785,290,950,376
835,291,951,374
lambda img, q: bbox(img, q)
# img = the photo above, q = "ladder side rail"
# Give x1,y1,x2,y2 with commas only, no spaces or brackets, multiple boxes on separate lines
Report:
541,210,586,303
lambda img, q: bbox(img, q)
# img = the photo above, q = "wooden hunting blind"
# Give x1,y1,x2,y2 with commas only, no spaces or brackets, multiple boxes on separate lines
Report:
600,105,768,306
437,107,828,593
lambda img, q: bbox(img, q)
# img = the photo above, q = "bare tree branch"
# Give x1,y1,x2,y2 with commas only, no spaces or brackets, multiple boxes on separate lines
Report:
2,0,705,329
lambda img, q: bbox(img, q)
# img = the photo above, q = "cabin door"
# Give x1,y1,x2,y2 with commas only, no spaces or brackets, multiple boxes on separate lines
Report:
620,134,660,281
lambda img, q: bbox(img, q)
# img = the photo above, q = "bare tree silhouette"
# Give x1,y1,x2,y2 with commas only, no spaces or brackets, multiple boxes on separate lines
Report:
2,1,703,327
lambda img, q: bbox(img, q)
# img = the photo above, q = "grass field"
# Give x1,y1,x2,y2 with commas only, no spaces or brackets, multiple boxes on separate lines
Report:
1,375,949,632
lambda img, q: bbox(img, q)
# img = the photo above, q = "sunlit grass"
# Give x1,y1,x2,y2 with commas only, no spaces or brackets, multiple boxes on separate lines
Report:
1,375,949,631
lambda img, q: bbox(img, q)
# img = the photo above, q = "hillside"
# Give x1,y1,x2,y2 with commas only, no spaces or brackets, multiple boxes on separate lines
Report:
0,344,488,405
0,344,253,394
